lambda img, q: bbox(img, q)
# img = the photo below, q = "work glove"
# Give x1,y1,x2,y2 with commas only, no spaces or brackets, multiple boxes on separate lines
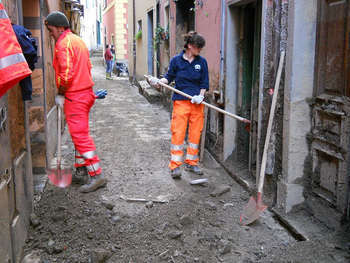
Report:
55,95,65,108
191,95,204,104
148,76,160,86
95,89,108,99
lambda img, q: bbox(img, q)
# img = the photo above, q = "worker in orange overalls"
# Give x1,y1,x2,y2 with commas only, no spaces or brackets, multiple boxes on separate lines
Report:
149,31,209,178
45,11,107,192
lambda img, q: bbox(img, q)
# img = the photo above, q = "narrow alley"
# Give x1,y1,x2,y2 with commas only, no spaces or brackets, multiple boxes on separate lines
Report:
22,56,350,263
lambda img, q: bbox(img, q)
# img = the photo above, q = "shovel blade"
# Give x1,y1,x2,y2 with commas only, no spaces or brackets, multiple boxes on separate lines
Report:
240,196,267,226
47,168,72,188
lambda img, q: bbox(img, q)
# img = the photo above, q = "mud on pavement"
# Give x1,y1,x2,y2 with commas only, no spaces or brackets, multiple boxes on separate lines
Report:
23,57,350,263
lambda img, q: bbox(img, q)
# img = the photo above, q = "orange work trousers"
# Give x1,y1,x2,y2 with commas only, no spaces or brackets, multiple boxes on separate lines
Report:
169,100,205,170
64,89,102,176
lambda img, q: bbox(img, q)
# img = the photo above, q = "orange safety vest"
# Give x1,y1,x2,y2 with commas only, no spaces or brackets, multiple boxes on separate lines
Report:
0,3,31,98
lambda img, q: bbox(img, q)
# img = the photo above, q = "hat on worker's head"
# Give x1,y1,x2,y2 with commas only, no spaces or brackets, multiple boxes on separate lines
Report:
45,11,70,28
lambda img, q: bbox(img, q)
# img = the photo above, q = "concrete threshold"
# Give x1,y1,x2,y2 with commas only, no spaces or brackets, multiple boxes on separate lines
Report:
206,148,311,242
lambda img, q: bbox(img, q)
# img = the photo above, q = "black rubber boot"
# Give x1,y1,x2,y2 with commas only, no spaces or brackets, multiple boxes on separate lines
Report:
185,164,203,175
171,167,182,179
79,174,107,193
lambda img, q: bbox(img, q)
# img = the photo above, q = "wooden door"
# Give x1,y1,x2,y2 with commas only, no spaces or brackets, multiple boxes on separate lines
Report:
312,0,350,217
315,0,350,96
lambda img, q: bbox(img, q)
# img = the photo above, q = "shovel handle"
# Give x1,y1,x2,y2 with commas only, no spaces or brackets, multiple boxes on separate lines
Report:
144,75,250,123
257,51,285,193
57,105,62,167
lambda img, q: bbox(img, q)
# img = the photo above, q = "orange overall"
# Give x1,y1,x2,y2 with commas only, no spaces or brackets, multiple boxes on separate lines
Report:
169,100,205,170
0,3,31,97
53,29,101,176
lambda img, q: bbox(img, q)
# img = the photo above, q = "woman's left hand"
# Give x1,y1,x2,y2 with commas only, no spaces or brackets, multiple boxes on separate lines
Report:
191,95,204,104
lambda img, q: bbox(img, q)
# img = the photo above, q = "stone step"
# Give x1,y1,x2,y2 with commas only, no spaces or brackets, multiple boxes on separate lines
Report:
138,80,162,104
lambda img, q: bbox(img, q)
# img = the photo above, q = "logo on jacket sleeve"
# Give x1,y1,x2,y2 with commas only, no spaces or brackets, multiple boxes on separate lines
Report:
194,64,201,71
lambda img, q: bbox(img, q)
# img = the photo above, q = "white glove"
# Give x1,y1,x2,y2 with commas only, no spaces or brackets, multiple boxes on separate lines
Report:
191,95,204,104
149,77,160,86
55,95,65,108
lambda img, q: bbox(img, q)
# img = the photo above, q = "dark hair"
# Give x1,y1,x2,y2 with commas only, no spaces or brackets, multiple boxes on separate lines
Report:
184,31,205,49
106,44,109,49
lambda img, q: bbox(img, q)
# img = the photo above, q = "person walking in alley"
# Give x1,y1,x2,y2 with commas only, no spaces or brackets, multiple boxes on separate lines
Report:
45,11,107,193
149,31,209,178
110,44,116,74
104,44,113,80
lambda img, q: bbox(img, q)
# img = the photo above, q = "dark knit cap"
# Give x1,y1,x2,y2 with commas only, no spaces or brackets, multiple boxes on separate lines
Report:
45,11,69,27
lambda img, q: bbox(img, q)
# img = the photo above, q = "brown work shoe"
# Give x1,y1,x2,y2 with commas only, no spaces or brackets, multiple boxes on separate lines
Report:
185,164,203,175
79,174,107,193
72,166,88,185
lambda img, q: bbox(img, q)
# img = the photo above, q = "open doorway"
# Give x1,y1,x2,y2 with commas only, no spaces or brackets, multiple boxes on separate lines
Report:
175,0,195,54
224,1,261,175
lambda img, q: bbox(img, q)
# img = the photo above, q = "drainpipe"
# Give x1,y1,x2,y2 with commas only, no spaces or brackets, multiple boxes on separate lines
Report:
256,0,268,184
218,0,226,104
16,0,23,25
40,0,49,169
132,0,136,84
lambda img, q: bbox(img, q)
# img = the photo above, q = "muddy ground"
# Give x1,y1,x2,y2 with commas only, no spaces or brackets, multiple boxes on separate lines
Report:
22,56,350,263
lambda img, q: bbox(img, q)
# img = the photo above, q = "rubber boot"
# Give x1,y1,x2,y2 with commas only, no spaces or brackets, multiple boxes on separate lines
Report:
107,72,112,80
106,72,109,80
79,174,107,193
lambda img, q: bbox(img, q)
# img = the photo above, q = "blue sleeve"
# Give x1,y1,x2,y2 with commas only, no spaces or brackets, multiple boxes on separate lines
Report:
200,59,209,91
164,56,176,84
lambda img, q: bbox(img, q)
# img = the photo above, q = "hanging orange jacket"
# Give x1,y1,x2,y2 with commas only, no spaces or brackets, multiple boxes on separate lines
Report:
53,29,94,93
0,3,32,98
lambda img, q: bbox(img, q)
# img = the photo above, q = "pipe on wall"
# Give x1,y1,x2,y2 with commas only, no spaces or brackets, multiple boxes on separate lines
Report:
132,0,136,83
218,0,226,104
39,0,49,169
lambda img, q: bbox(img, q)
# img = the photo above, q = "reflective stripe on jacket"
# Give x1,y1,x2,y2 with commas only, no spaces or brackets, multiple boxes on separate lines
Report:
53,29,94,92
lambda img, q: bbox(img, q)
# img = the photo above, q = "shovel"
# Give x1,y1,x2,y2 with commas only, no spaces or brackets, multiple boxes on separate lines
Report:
144,75,251,125
47,105,72,188
240,51,285,225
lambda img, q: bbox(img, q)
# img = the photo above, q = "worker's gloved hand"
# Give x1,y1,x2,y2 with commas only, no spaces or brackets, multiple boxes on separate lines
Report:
148,76,160,86
95,89,108,99
55,95,65,108
191,95,204,104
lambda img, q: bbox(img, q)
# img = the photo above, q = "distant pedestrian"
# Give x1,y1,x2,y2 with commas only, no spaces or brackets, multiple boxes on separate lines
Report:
110,44,116,72
45,11,107,192
149,31,209,178
104,44,113,80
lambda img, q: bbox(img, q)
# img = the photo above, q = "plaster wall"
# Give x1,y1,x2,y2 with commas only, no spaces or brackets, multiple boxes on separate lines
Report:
195,0,221,93
114,0,128,60
103,4,116,46
280,0,317,212
132,0,155,78
223,6,240,160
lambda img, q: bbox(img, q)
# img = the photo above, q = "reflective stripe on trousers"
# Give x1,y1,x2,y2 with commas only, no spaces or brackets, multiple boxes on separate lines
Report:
169,100,204,170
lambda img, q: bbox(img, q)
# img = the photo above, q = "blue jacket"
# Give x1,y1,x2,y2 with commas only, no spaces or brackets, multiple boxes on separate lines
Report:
12,24,38,101
164,51,209,101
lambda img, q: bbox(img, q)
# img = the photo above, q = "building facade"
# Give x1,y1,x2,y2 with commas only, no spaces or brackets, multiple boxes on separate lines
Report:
81,0,102,51
128,0,350,228
103,0,128,61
